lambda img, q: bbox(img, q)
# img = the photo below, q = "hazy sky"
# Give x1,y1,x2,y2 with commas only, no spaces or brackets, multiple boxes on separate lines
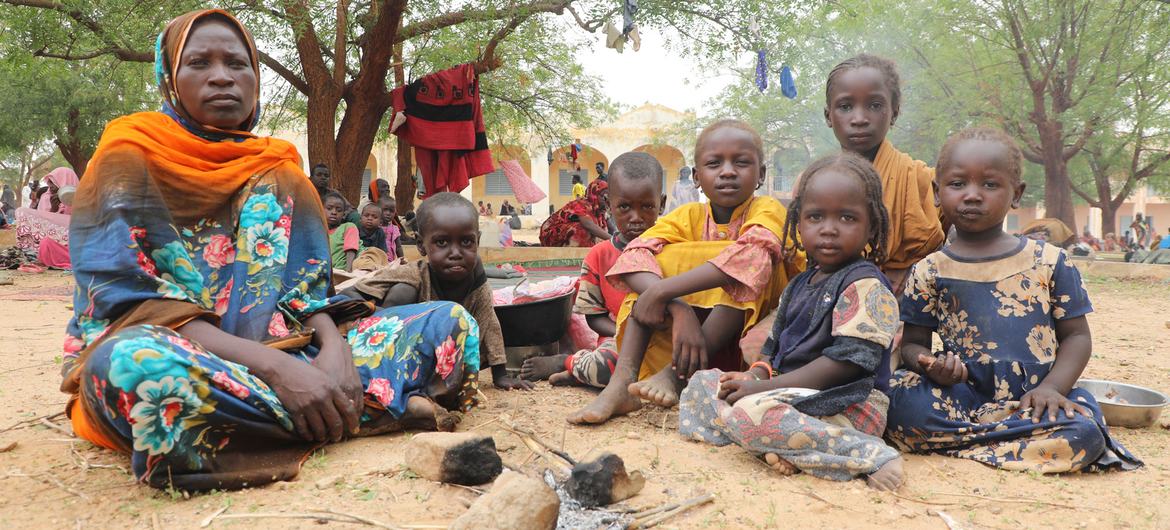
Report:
573,27,740,115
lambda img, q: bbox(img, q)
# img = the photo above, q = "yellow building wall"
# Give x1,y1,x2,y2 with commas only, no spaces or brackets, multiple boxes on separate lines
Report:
632,144,686,198
470,145,531,214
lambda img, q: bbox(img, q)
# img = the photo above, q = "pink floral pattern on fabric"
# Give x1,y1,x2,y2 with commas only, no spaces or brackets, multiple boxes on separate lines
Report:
367,378,395,407
707,225,783,303
211,371,251,400
435,337,458,379
203,234,237,269
267,312,290,338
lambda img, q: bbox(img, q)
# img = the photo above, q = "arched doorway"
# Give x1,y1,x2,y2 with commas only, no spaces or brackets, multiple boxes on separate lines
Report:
472,145,531,215
362,153,379,202
549,143,608,212
633,144,686,198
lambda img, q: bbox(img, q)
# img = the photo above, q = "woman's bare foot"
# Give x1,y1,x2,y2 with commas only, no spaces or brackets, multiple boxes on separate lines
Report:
764,453,799,475
865,456,904,491
548,371,578,386
566,383,642,424
404,395,458,432
520,354,569,381
628,367,684,407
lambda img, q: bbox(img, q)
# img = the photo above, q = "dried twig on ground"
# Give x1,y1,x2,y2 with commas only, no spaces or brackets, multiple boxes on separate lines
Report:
0,411,65,433
889,491,964,506
200,508,405,529
629,493,715,529
38,417,73,437
0,441,17,453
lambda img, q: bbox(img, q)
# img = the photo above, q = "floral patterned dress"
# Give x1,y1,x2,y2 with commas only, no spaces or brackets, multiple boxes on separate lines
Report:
886,238,1141,473
62,111,480,491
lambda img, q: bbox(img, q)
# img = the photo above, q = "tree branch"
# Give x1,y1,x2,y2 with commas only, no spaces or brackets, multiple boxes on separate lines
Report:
396,0,572,43
33,46,151,62
333,0,350,86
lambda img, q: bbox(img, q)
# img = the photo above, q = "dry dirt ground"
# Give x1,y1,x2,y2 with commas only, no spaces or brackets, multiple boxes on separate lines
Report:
0,268,1168,530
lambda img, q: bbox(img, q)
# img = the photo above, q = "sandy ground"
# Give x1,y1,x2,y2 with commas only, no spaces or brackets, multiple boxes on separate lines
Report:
0,268,1168,530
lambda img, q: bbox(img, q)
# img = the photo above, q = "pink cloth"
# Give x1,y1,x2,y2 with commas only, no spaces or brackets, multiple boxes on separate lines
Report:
381,223,401,259
15,207,70,254
500,160,546,204
38,237,71,269
37,167,79,213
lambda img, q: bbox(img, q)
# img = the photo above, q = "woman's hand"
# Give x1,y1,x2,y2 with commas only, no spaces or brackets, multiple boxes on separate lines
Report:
670,305,707,378
718,379,770,405
265,354,355,442
312,340,363,431
917,352,968,387
1018,385,1090,423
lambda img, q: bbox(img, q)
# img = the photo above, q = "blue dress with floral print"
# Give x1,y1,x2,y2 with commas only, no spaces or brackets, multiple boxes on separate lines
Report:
65,151,480,491
885,238,1140,473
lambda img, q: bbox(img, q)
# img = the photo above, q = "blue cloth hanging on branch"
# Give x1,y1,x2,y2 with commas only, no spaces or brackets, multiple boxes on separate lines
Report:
780,65,797,99
755,50,768,93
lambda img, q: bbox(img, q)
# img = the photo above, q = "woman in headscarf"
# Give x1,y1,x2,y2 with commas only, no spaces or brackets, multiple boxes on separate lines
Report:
14,167,79,268
539,179,611,247
62,9,481,492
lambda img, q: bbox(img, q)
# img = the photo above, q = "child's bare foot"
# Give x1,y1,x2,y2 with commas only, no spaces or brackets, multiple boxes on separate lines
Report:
764,453,799,475
520,354,569,381
566,384,641,424
548,371,577,386
628,367,684,407
865,457,904,491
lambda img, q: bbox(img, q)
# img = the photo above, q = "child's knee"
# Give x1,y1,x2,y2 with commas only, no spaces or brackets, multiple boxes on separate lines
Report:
1062,415,1107,470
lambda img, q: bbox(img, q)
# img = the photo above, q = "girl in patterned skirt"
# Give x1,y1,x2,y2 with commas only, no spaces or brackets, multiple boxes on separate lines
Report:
886,127,1141,473
680,152,905,490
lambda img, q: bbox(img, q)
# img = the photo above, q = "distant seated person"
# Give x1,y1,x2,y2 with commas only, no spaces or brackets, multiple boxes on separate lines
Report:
1079,230,1101,251
521,152,665,387
324,191,361,272
539,180,611,247
358,202,388,252
14,167,79,269
379,197,406,259
1160,228,1170,250
499,199,517,216
1102,232,1120,252
478,200,489,216
341,192,535,391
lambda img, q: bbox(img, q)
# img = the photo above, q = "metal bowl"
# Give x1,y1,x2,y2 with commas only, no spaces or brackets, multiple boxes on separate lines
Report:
1075,379,1168,429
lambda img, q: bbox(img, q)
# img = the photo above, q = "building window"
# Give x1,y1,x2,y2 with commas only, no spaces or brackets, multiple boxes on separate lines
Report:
485,168,513,195
1005,214,1019,231
360,169,372,201
772,173,793,192
559,169,587,195
1120,215,1133,234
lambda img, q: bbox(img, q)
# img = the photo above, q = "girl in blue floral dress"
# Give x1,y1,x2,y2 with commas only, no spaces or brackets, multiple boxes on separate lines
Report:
886,128,1141,473
60,10,480,491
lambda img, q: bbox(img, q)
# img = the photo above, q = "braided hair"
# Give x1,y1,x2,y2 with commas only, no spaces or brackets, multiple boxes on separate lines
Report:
937,127,1023,184
782,152,890,266
825,54,902,118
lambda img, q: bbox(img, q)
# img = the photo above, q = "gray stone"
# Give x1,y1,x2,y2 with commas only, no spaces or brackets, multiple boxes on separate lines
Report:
450,471,560,530
404,432,502,486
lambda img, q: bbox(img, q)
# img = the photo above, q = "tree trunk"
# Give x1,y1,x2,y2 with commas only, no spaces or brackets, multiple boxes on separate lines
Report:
1099,202,1118,236
304,92,340,196
1036,121,1077,230
335,93,392,203
391,15,416,214
54,107,91,176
